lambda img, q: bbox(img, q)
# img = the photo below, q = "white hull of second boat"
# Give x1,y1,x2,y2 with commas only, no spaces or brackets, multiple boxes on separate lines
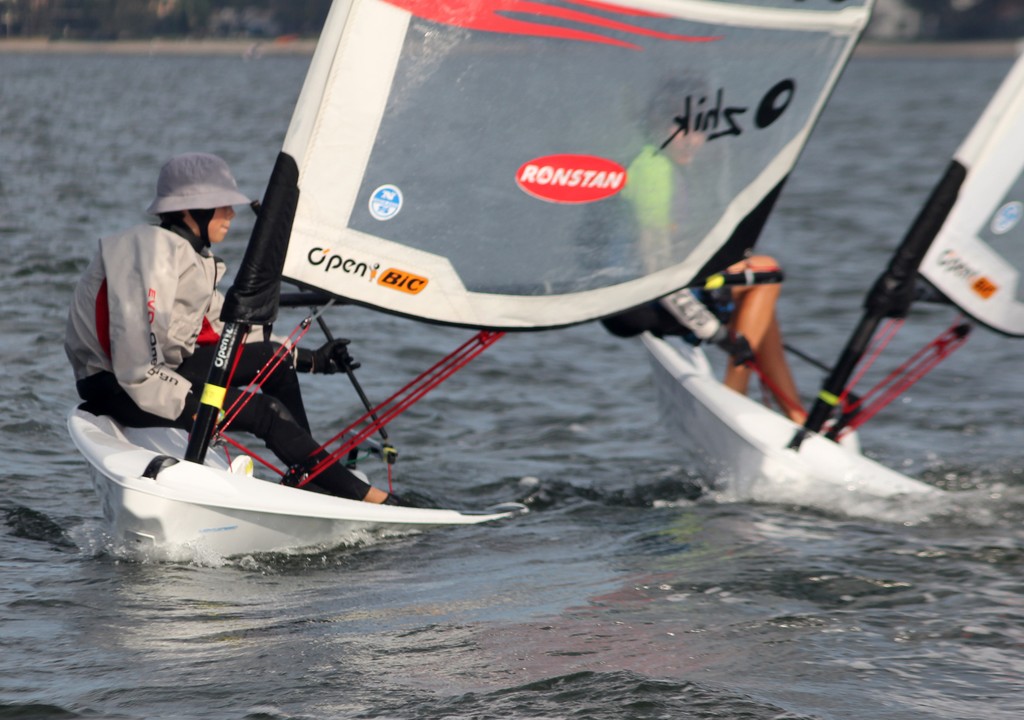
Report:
68,407,524,560
641,333,945,511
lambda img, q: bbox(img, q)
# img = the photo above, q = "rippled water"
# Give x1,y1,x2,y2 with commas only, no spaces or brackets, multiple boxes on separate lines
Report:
1,50,1023,719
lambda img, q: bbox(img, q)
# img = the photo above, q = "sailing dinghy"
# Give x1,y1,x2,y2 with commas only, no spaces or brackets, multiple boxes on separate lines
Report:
68,410,523,559
68,0,879,557
642,336,946,506
645,47,1024,506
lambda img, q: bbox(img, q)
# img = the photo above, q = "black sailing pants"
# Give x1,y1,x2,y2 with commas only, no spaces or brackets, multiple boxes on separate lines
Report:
76,341,371,500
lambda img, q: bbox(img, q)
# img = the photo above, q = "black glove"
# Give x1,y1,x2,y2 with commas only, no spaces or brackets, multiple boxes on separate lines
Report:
712,328,755,367
295,338,353,374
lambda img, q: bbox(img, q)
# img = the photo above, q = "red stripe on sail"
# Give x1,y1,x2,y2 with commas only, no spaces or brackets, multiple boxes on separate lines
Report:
383,0,721,50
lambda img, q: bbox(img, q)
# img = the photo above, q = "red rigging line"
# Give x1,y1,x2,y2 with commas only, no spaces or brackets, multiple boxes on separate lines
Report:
837,320,970,434
217,321,315,433
382,0,722,50
747,318,969,440
298,330,505,488
210,325,505,484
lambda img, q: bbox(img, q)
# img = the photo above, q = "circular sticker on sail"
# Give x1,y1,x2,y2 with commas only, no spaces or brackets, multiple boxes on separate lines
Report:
991,201,1023,235
515,154,627,204
369,184,403,221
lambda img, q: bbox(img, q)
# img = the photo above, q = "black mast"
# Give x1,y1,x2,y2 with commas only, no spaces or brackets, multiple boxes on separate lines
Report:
789,160,967,450
185,152,301,464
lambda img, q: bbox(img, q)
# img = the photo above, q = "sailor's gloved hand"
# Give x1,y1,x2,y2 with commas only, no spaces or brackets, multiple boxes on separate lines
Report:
711,328,755,367
295,339,353,374
330,339,359,371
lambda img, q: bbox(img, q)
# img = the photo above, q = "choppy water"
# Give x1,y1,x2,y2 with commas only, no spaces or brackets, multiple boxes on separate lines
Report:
2,49,1023,719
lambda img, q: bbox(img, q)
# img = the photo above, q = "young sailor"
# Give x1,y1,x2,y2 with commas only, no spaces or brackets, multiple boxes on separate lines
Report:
602,76,806,422
65,152,400,503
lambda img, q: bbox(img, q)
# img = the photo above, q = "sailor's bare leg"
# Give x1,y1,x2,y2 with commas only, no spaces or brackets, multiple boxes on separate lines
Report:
722,257,806,423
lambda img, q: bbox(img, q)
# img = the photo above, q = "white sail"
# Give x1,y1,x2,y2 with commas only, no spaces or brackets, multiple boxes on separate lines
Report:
281,0,874,329
919,51,1024,337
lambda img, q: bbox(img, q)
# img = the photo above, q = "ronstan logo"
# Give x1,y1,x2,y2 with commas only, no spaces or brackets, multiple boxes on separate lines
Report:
516,154,627,204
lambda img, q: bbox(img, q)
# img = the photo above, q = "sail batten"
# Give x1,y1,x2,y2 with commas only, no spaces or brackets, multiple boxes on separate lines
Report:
280,0,874,329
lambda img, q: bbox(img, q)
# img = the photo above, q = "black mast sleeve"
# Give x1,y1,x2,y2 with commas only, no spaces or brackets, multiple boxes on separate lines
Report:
791,160,967,448
184,153,300,464
221,152,301,326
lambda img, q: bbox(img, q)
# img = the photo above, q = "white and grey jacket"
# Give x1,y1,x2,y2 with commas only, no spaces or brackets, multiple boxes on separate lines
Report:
65,224,226,420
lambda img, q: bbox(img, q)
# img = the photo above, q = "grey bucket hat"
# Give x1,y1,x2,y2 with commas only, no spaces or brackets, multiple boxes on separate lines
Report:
146,153,251,215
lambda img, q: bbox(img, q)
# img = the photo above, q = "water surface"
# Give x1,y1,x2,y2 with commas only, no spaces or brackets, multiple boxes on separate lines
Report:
1,51,1022,719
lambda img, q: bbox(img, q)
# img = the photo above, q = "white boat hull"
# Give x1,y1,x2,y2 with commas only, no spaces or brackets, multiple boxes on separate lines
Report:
641,334,945,509
68,407,524,559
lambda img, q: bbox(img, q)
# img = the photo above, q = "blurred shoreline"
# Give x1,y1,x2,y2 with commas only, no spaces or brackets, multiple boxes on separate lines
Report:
856,39,1023,59
0,37,317,56
0,36,1021,59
